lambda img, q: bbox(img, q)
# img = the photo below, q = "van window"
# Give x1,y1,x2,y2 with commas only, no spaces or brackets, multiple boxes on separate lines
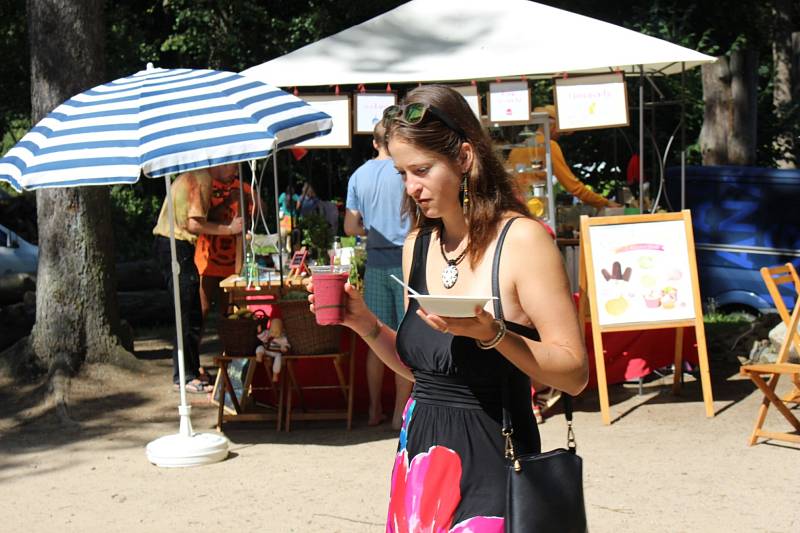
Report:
0,228,7,247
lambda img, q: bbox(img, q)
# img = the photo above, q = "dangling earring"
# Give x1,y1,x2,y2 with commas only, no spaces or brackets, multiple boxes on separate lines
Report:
461,171,470,216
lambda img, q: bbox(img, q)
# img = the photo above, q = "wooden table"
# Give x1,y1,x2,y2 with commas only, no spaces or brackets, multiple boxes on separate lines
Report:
213,273,308,430
219,272,309,294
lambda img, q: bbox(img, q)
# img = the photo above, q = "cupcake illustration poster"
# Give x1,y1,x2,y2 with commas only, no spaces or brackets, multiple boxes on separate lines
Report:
588,220,697,326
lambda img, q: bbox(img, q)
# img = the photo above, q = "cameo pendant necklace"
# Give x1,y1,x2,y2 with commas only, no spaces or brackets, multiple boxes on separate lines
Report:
440,230,468,289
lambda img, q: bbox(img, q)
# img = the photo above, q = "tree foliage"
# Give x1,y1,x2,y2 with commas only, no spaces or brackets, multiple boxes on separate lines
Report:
0,0,797,253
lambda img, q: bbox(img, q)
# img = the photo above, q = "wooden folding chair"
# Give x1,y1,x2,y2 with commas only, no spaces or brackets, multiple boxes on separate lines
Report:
740,263,800,446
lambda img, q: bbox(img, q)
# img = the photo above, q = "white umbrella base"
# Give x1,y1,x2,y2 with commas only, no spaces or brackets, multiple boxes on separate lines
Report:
146,432,229,468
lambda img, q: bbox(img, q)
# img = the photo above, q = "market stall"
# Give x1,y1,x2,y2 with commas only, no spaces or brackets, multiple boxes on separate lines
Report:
236,0,718,423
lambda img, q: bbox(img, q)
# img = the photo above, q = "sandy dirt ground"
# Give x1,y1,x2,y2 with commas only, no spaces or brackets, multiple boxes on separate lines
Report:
1,326,798,533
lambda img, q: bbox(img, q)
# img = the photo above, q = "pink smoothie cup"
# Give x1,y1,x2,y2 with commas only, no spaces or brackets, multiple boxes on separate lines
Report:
310,265,351,325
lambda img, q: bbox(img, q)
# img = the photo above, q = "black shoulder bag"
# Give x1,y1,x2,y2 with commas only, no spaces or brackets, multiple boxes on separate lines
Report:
492,217,587,533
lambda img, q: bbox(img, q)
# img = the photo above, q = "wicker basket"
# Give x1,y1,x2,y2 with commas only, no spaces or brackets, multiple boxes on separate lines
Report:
218,309,268,356
278,299,342,355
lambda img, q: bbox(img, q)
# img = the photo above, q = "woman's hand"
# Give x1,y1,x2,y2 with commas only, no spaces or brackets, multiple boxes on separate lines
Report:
307,280,376,336
415,305,499,343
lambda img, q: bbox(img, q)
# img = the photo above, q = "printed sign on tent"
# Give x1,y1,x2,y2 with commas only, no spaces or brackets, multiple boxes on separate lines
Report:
554,73,629,131
354,92,397,134
488,81,530,124
293,95,352,148
453,85,482,119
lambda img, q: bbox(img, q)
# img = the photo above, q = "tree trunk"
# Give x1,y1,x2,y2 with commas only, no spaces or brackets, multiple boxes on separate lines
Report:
793,32,800,101
699,57,729,166
699,51,758,166
772,0,795,168
729,50,758,166
2,1,138,396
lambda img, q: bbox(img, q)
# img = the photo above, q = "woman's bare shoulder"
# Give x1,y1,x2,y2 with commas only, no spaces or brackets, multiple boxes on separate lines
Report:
500,216,561,273
503,216,553,244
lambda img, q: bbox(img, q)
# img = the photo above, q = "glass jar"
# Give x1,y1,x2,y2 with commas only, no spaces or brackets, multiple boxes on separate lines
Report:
526,183,548,220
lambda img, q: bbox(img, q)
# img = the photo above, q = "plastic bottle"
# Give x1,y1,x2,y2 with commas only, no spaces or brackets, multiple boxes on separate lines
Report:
332,236,342,266
243,249,258,285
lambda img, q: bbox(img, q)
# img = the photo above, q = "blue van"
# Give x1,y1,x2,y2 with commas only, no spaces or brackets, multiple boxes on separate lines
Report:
665,165,800,314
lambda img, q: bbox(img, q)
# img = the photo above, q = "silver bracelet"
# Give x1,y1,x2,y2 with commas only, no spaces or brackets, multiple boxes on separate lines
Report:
476,319,507,350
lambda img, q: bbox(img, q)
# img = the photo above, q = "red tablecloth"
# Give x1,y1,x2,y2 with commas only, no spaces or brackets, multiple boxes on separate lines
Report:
247,294,700,412
583,325,698,388
253,326,699,413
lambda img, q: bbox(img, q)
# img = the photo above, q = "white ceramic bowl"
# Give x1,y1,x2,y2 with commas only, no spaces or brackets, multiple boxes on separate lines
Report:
409,294,498,318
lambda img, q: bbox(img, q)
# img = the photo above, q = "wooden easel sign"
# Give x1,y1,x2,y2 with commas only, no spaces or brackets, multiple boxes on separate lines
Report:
578,210,714,424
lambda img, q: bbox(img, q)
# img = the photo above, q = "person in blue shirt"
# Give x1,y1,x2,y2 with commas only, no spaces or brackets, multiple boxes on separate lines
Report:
345,121,413,429
296,182,320,217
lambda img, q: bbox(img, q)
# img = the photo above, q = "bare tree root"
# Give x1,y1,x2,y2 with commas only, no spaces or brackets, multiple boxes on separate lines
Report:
0,333,136,430
48,361,79,429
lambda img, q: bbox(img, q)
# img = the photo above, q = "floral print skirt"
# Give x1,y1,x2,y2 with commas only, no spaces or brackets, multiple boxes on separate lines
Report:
386,398,521,532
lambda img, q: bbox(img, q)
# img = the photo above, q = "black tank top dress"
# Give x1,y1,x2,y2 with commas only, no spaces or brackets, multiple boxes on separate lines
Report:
386,219,540,532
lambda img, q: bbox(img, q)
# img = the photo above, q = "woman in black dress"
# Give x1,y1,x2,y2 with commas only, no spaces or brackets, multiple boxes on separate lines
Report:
309,85,588,532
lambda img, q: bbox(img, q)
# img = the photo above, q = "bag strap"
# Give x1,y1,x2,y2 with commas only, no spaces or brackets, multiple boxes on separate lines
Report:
491,218,518,321
492,217,576,454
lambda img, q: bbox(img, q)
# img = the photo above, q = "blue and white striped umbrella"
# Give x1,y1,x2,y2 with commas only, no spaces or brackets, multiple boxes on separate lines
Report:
0,64,332,191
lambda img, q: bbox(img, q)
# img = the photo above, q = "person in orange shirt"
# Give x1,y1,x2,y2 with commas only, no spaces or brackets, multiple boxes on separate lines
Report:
506,105,620,209
194,172,257,331
153,163,243,393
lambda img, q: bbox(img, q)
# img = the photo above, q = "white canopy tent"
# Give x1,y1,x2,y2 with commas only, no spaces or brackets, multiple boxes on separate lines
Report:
241,0,715,86
242,0,716,213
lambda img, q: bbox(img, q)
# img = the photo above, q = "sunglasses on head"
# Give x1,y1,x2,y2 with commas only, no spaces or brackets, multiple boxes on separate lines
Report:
382,103,467,139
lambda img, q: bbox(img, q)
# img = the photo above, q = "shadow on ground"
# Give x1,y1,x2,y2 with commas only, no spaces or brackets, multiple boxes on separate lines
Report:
563,359,759,424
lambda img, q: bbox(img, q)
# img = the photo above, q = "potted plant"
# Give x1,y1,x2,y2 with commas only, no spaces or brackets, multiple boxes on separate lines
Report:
297,213,333,264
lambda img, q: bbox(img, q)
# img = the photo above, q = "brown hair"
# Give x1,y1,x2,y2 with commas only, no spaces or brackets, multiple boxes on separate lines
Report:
372,121,387,149
384,85,529,268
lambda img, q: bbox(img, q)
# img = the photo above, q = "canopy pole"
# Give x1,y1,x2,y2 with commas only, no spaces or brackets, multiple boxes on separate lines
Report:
542,117,555,232
273,151,284,287
238,162,247,265
163,174,192,437
680,61,686,210
639,65,645,214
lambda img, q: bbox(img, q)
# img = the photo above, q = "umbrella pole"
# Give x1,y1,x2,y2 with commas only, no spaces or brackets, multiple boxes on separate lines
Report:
273,152,284,287
164,174,193,437
145,175,229,468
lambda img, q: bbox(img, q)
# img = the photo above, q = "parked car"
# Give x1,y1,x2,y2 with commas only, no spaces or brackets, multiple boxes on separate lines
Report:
0,223,38,275
666,165,800,316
